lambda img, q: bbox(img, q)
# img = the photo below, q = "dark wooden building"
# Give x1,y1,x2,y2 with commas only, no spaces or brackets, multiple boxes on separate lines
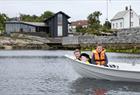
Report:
5,11,70,37
5,21,49,33
44,11,70,37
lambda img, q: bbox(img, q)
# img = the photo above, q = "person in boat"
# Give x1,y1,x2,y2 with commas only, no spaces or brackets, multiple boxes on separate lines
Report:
91,44,108,66
80,53,91,64
74,49,91,64
74,49,81,60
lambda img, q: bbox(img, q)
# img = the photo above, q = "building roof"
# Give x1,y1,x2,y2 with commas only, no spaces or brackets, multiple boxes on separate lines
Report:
71,20,88,26
44,11,70,22
23,22,46,27
111,10,129,21
6,21,46,27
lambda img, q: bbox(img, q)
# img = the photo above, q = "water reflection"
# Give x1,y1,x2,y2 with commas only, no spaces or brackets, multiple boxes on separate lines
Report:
70,78,140,95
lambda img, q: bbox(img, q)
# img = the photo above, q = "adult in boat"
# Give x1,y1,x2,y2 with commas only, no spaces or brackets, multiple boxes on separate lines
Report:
74,49,81,60
91,44,108,66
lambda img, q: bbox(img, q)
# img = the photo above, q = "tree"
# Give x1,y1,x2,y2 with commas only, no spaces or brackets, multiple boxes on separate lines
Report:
0,13,8,31
101,20,112,33
20,14,40,22
87,11,102,25
103,20,111,29
40,11,54,21
20,11,54,22
87,11,102,34
76,25,87,33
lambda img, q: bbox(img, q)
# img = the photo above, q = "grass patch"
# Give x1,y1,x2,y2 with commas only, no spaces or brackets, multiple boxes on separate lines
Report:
106,48,140,53
81,47,140,53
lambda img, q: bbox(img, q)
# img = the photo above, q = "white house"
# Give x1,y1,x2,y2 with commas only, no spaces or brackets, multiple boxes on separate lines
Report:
111,7,140,29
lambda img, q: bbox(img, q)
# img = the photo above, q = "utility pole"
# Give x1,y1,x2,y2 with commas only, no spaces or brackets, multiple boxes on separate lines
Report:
106,0,109,28
129,5,132,29
106,0,109,21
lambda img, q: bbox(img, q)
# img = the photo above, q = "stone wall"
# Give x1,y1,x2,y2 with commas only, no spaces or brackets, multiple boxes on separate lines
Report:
63,36,79,45
10,32,49,38
117,28,140,43
62,27,140,49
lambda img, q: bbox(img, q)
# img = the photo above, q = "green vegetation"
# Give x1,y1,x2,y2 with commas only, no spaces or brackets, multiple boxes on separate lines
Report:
81,47,140,53
106,48,140,53
101,20,111,33
87,11,102,34
20,11,54,22
76,11,112,35
0,13,8,33
76,26,87,33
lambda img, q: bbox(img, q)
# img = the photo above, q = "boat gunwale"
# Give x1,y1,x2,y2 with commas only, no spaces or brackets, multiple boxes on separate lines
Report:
65,55,140,73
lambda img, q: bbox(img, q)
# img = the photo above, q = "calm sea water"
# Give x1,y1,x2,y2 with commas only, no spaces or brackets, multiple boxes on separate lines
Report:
0,50,140,95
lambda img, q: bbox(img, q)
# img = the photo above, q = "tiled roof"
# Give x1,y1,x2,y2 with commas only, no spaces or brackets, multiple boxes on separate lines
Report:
71,20,88,26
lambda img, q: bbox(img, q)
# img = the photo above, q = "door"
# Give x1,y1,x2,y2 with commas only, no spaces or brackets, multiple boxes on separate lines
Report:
57,25,62,36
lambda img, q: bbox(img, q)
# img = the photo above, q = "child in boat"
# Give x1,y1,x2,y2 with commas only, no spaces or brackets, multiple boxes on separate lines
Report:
80,53,91,64
91,44,108,66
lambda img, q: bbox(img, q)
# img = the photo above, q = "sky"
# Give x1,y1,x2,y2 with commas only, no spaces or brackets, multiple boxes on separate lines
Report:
0,0,140,23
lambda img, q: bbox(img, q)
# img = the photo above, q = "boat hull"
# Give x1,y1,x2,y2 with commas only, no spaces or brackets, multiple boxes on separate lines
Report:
66,55,140,82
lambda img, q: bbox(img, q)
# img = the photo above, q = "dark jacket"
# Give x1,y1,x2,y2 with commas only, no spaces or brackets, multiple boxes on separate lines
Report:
80,53,91,63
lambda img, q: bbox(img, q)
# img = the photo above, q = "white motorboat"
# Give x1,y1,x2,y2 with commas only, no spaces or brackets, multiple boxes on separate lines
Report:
65,55,140,82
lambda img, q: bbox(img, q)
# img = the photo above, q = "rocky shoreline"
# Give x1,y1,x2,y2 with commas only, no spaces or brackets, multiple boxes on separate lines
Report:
0,34,50,50
1,27,140,53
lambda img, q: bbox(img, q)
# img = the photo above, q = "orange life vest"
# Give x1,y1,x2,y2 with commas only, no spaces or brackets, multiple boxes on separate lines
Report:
93,50,106,65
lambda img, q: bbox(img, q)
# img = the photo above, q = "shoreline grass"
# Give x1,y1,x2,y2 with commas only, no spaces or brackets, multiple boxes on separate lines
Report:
81,48,140,54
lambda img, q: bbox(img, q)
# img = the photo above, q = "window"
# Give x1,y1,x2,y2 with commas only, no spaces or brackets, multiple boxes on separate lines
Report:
120,22,122,28
57,13,63,36
57,14,62,25
58,26,63,36
131,12,133,18
131,22,133,27
113,23,114,28
116,23,118,28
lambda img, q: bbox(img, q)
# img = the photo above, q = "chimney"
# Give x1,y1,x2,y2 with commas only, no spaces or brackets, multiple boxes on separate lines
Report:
130,6,132,11
125,6,128,10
